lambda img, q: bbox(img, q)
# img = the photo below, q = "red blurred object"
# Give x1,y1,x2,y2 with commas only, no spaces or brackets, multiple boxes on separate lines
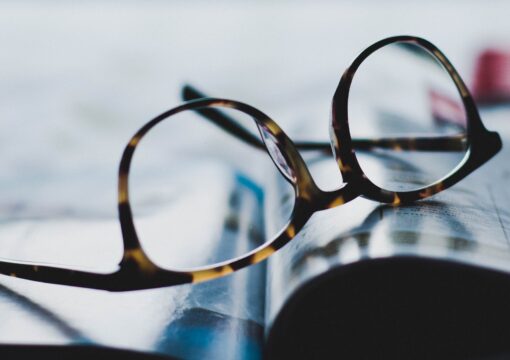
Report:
472,48,510,105
429,89,467,128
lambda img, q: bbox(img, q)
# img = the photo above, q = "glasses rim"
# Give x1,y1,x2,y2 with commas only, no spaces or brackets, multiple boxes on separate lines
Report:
0,35,501,291
331,35,500,204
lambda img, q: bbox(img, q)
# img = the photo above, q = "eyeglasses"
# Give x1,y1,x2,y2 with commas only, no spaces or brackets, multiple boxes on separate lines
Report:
0,35,501,291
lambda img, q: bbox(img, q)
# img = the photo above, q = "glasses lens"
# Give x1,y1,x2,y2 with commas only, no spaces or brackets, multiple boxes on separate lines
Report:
348,42,469,192
129,105,295,270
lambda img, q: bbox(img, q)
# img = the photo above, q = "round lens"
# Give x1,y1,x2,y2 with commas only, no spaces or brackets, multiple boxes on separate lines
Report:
129,104,295,270
348,42,469,192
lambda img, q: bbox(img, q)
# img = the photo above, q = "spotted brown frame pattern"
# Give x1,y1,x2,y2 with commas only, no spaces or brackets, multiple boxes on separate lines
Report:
0,36,501,291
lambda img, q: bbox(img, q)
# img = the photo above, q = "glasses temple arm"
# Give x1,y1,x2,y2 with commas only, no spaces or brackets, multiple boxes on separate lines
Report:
182,85,266,150
181,84,467,153
350,135,467,152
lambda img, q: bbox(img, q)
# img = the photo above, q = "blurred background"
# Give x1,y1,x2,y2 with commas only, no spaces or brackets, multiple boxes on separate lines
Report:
1,0,509,216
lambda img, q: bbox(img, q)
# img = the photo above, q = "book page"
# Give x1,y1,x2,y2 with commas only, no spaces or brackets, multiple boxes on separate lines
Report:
265,108,510,330
0,163,267,359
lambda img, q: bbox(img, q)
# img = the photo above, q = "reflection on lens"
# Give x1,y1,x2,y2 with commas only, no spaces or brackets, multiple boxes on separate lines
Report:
348,42,468,192
130,106,294,270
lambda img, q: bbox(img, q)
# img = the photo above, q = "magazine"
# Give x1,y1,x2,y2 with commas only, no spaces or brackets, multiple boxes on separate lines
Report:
1,89,510,360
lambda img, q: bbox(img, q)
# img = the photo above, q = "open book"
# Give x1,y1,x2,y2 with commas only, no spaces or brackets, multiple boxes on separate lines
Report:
1,85,510,359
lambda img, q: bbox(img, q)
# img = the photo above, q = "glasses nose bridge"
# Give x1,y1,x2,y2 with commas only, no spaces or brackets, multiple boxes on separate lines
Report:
306,181,359,212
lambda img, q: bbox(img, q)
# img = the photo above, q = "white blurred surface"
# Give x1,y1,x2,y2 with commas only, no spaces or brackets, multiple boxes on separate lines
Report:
1,1,509,215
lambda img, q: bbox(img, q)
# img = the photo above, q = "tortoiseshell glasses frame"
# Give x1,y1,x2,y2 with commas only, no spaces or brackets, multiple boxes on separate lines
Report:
0,36,501,291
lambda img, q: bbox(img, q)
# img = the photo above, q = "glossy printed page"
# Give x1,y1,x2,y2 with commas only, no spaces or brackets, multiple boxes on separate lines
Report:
0,167,267,359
